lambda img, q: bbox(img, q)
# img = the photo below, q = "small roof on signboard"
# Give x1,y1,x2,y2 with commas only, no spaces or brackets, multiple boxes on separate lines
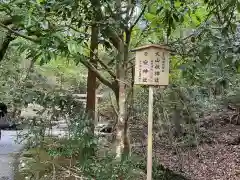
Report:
130,44,171,52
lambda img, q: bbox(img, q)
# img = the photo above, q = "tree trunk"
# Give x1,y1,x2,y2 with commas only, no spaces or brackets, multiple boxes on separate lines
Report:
115,37,131,160
0,32,14,61
86,24,98,133
114,0,133,158
126,64,134,126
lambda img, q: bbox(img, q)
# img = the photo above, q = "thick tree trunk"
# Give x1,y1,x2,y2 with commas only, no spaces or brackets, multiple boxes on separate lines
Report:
115,74,131,159
115,37,131,159
86,24,98,133
114,0,133,158
115,90,130,159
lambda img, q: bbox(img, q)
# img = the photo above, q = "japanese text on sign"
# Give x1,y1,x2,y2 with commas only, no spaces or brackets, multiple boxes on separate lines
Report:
134,45,170,86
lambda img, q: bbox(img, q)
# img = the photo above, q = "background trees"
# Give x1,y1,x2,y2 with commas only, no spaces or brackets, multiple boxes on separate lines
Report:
1,0,240,179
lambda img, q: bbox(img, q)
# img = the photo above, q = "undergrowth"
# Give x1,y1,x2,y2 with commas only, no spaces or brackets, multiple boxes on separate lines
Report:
16,112,188,180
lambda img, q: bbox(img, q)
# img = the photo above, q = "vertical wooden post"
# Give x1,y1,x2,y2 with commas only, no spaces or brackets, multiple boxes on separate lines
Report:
147,86,154,180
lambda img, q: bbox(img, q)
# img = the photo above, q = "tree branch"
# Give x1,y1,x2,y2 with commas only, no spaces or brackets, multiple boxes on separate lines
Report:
97,57,116,79
0,18,117,91
89,0,121,49
0,23,39,43
129,4,147,31
84,44,116,79
1,17,13,26
77,54,115,89
104,29,121,49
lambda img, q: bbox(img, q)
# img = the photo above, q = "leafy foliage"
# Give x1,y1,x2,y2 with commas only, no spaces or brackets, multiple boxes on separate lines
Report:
2,0,240,179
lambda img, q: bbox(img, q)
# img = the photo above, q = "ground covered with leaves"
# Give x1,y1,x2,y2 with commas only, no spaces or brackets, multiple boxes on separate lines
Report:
132,109,240,180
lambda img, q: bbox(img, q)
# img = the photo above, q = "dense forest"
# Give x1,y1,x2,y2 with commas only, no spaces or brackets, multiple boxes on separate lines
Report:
0,0,240,179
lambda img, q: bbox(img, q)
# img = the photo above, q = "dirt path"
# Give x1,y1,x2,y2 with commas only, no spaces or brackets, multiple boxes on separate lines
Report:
0,130,24,180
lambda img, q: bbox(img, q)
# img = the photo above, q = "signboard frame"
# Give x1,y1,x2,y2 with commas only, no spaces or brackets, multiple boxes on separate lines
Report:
132,44,170,86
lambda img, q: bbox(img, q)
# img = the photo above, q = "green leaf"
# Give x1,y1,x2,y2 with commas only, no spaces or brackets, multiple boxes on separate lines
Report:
144,13,156,21
173,13,179,22
230,23,237,32
37,0,45,4
180,15,184,23
148,4,157,14
196,15,201,22
156,6,163,14
201,45,211,56
40,57,45,66
11,15,25,23
67,41,78,54
237,2,240,13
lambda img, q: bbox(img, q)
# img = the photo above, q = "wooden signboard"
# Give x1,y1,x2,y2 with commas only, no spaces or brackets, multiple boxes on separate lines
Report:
132,44,171,180
133,44,170,86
